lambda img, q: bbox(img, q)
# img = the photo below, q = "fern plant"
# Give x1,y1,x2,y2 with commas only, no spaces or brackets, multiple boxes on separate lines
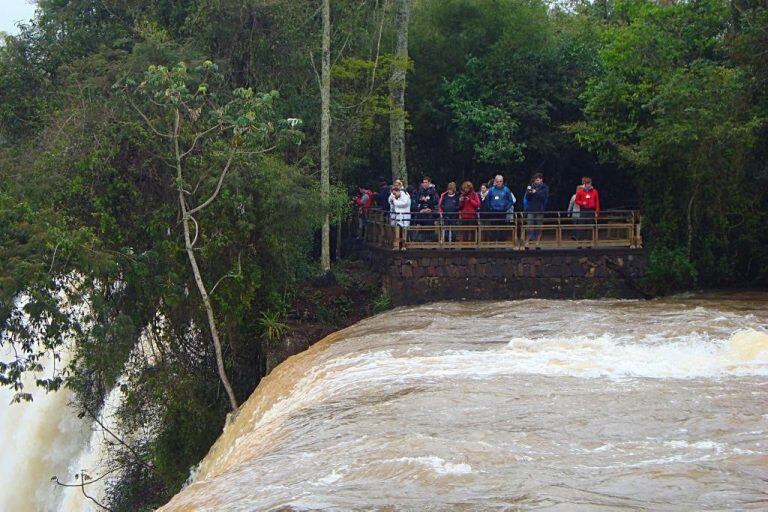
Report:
258,310,288,343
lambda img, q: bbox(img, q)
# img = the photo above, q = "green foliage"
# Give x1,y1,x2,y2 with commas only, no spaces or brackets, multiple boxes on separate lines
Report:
2,0,768,509
258,310,288,344
643,247,699,295
371,292,392,315
0,18,324,510
409,0,603,193
571,0,768,285
443,63,525,165
317,296,354,327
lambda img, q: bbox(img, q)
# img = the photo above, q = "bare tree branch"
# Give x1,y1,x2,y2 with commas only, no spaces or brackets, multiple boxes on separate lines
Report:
189,214,200,248
180,122,223,159
210,253,243,296
53,466,121,512
126,95,173,139
49,241,62,274
339,0,388,111
187,149,236,216
82,404,153,471
174,108,239,413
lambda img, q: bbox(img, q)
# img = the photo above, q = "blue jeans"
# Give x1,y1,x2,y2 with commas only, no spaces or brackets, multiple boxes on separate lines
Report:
526,212,543,241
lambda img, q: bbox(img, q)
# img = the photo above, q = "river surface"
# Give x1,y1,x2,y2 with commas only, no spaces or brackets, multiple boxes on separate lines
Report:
161,293,768,511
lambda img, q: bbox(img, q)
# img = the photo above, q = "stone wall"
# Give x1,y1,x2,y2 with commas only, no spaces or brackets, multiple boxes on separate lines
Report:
359,246,646,305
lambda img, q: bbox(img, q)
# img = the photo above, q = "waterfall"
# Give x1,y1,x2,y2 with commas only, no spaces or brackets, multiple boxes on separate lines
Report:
0,347,94,511
159,295,768,511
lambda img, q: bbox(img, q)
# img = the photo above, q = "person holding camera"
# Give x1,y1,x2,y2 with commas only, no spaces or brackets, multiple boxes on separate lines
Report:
413,176,439,241
388,185,411,227
458,181,481,242
524,173,549,247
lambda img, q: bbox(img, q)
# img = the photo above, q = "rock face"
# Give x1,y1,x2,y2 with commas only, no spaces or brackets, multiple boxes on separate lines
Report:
360,247,646,305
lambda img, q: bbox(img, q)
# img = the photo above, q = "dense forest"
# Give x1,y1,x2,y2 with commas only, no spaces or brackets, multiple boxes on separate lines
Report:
1,0,767,509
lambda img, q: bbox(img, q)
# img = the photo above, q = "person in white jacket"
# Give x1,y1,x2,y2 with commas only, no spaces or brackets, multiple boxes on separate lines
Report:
388,185,411,227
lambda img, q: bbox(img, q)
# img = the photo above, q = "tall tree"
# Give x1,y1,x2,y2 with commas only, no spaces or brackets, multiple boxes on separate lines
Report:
390,0,410,184
320,0,332,273
123,61,289,413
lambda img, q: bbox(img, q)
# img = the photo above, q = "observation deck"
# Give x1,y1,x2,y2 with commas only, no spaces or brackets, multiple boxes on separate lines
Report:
359,209,646,305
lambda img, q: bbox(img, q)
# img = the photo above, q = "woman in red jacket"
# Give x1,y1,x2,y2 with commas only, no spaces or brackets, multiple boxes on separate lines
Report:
458,181,481,242
574,177,600,242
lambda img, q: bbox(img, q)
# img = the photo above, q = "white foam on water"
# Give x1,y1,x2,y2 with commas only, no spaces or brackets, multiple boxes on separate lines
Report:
183,328,768,488
393,456,473,475
334,328,768,382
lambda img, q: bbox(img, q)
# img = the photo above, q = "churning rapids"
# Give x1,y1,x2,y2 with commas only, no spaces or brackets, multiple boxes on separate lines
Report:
158,293,768,511
2,294,767,511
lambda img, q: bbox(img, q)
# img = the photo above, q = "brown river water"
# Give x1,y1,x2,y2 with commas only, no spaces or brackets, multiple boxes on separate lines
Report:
161,293,768,511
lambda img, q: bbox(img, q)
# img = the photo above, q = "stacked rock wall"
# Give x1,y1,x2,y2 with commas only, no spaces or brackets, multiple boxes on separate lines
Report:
360,247,646,305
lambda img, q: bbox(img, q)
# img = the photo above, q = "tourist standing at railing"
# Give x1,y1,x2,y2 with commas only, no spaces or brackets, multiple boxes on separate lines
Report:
479,183,490,210
413,176,439,241
375,177,391,212
388,185,411,228
487,175,516,242
567,185,584,241
524,173,549,246
438,182,461,242
568,185,583,219
574,177,600,242
478,182,491,226
353,185,374,239
458,181,481,242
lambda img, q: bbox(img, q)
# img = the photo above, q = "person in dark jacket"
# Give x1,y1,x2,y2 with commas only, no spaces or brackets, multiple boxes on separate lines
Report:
524,173,549,246
438,182,461,242
413,176,439,241
479,183,490,211
375,177,390,212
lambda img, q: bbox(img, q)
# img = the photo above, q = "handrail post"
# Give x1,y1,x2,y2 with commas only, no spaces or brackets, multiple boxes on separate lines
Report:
393,224,401,250
592,214,597,247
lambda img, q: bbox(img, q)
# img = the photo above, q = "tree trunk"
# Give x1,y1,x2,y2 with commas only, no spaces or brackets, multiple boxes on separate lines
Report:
389,0,410,185
174,111,239,414
320,0,332,273
686,186,698,260
336,215,343,260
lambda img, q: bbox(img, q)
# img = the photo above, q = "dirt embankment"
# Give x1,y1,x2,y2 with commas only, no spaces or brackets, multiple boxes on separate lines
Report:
265,260,385,372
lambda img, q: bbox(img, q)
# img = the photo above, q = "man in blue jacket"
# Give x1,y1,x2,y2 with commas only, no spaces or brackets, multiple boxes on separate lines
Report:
524,173,549,246
487,175,516,242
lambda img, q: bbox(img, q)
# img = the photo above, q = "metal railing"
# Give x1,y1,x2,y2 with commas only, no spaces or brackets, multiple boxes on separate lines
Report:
363,209,642,251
